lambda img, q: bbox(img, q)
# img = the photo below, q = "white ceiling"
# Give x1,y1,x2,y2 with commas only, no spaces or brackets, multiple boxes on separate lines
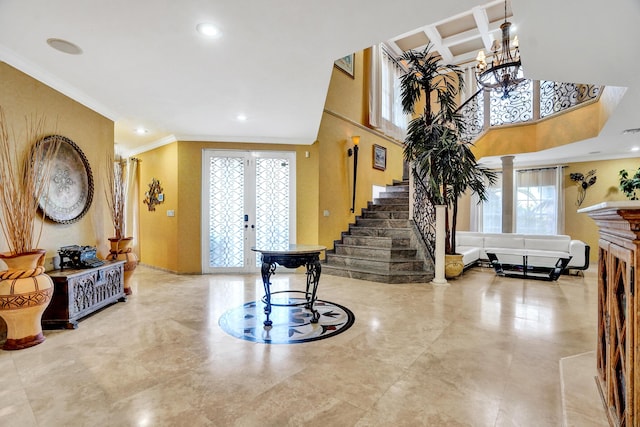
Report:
1,0,639,167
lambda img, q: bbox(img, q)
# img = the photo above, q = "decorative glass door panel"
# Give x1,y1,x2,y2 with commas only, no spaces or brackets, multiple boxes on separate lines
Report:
207,155,245,268
202,150,295,273
255,157,291,267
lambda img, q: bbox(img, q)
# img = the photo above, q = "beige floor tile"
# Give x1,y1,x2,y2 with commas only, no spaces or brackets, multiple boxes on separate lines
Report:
0,265,607,426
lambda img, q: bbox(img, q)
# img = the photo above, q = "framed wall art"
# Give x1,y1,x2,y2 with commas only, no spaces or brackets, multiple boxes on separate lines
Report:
334,53,355,78
373,144,386,171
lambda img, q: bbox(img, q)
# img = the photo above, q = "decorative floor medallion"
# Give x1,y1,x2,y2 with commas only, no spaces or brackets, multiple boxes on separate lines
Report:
219,297,355,344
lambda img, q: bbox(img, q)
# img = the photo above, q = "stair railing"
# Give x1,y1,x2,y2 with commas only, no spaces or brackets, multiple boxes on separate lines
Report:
409,164,436,262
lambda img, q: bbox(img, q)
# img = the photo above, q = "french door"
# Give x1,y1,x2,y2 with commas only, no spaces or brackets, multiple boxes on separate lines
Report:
201,150,296,273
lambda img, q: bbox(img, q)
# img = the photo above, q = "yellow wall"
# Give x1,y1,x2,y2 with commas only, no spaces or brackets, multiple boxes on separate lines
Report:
137,143,179,272
0,62,114,269
565,158,640,262
316,114,404,249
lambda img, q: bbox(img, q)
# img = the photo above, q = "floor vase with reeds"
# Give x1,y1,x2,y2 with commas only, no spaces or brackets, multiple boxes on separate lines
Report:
107,237,138,295
0,250,54,350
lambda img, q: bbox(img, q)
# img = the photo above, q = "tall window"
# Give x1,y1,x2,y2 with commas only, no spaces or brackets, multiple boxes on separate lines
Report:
481,172,502,233
515,168,561,234
476,166,563,235
369,44,408,141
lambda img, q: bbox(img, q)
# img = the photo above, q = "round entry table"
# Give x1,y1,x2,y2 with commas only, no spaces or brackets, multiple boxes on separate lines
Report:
251,244,326,327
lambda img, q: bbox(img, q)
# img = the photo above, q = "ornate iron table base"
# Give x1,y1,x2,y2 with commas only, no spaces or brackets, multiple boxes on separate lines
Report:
253,245,325,327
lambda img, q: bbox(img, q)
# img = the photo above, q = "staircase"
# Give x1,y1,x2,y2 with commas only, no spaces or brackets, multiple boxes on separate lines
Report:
323,181,434,283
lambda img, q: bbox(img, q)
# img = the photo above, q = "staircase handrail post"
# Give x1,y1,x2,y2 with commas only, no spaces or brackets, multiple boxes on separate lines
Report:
409,161,414,221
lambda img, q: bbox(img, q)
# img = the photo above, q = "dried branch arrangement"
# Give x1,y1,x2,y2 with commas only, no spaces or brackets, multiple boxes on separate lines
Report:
0,108,60,254
104,151,127,239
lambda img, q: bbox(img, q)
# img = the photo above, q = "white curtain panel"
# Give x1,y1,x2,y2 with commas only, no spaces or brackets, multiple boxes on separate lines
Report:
461,65,477,104
515,167,562,235
125,158,140,255
368,45,407,141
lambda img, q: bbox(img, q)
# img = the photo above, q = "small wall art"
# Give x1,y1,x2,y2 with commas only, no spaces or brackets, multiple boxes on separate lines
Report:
334,53,355,78
143,178,164,211
373,144,386,171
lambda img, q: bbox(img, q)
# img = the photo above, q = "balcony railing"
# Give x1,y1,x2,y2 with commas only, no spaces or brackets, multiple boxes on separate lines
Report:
459,80,602,142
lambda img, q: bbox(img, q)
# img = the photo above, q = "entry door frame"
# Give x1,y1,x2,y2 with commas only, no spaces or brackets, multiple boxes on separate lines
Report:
200,149,297,273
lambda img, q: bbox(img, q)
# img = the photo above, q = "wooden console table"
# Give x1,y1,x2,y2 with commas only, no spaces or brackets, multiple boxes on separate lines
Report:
43,260,126,329
579,201,640,426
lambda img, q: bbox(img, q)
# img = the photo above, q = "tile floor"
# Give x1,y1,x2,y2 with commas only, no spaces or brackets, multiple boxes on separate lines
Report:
0,265,606,426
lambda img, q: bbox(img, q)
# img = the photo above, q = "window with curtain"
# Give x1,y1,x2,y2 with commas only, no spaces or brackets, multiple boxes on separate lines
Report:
475,166,563,235
515,168,561,234
480,172,502,233
368,44,408,141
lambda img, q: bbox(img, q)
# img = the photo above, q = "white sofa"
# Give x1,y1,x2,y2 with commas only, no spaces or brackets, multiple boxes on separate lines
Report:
455,231,590,271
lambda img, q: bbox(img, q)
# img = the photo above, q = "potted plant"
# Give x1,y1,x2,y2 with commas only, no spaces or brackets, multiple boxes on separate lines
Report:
105,152,137,295
400,44,496,278
0,108,61,349
619,167,640,200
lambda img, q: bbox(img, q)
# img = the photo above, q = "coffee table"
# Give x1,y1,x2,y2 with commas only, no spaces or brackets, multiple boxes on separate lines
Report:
485,248,572,281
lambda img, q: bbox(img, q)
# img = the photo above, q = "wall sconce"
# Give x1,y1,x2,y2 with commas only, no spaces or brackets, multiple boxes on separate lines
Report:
348,136,360,213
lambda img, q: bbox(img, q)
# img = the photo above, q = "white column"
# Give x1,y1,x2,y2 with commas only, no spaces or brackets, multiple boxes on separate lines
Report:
501,155,515,233
431,204,448,285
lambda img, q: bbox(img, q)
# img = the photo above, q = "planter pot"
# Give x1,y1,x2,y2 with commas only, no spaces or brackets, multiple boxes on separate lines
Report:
107,237,138,295
0,249,54,350
444,253,464,279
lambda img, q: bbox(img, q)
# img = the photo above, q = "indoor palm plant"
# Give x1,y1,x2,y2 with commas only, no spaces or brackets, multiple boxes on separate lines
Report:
0,108,61,349
105,152,137,294
400,44,496,277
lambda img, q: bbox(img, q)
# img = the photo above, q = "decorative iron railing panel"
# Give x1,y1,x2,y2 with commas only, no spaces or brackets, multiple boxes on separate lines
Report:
490,79,533,126
459,90,484,142
540,81,600,118
459,79,603,137
412,171,436,261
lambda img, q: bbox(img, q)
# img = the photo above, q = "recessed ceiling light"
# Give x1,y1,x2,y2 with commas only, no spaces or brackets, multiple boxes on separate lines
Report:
632,147,640,152
46,38,83,55
135,127,148,135
196,23,221,38
588,151,602,155
622,128,640,134
236,114,247,121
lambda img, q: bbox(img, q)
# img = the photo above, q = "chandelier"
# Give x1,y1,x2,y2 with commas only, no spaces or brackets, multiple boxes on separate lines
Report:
475,0,524,99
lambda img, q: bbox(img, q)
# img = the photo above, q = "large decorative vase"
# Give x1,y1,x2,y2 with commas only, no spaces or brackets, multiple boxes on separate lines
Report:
107,237,138,295
444,253,464,279
0,249,54,350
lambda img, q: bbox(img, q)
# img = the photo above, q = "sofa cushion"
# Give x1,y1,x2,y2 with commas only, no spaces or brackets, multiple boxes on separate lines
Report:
456,234,484,248
484,236,524,249
525,238,569,252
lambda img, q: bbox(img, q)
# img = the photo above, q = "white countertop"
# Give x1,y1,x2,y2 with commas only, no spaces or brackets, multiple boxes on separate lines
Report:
577,201,640,213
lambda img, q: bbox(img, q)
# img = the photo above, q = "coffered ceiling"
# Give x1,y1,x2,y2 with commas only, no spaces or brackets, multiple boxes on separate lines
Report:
385,0,513,66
